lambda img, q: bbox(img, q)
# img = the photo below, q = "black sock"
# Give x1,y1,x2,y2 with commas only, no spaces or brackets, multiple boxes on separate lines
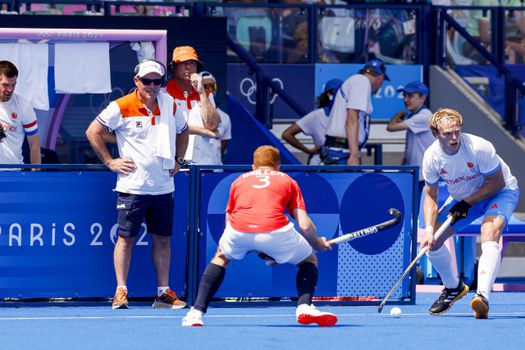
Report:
194,263,226,313
296,262,318,306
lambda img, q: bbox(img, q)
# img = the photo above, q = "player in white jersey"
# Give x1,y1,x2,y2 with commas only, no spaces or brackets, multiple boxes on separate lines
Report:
321,59,389,165
420,108,519,319
282,79,342,165
86,59,190,310
0,61,41,168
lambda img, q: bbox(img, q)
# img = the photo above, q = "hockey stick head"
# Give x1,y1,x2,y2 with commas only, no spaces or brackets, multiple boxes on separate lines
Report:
388,208,402,222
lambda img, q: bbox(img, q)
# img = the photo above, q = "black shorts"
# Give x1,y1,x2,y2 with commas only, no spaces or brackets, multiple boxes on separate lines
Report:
116,192,174,237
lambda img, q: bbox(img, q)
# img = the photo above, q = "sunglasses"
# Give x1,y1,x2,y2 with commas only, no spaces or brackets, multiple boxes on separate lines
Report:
204,82,217,91
139,77,162,86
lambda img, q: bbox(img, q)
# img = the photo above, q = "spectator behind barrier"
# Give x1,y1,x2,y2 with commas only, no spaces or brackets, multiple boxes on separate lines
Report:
200,71,232,164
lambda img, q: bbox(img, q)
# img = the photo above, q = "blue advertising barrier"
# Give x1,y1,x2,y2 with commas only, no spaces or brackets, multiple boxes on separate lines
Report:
196,165,419,304
0,170,189,299
0,166,417,305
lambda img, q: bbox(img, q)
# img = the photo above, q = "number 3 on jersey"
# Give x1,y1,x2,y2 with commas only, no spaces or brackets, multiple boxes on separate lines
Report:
253,175,271,188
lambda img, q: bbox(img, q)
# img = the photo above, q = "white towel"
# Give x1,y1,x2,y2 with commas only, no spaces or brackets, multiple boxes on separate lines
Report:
153,91,176,170
0,42,50,111
54,42,111,94
130,41,155,62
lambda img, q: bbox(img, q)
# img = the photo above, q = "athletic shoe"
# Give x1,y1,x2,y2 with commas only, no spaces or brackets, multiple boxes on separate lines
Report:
181,307,204,327
112,288,129,309
470,293,489,319
152,288,187,309
429,280,469,315
296,303,337,327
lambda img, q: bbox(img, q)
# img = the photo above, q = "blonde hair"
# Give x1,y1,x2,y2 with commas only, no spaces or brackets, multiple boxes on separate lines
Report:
429,108,463,134
253,145,281,168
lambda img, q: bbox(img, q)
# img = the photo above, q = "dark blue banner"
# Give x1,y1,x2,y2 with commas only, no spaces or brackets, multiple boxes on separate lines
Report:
0,171,189,299
198,167,417,300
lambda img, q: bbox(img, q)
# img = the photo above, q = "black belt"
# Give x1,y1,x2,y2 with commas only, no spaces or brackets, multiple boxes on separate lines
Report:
324,135,348,149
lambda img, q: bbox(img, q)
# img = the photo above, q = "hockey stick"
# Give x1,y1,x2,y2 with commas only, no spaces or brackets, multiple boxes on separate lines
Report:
257,208,402,266
377,215,454,313
327,208,402,246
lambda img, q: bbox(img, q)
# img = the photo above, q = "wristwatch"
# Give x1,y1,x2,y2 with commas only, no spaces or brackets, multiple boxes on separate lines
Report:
175,156,190,166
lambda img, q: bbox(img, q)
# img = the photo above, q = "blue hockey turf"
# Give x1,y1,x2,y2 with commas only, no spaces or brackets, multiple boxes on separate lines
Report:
1,292,524,350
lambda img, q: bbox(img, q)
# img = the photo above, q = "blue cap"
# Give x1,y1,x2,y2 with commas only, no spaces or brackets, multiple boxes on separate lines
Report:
362,59,390,81
397,81,429,97
323,79,343,93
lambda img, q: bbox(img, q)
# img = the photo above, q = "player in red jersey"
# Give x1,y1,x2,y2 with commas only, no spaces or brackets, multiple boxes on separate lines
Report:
182,145,336,327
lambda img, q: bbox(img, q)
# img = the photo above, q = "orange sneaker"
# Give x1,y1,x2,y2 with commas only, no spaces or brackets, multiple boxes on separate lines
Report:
112,288,129,309
152,288,187,309
471,293,489,319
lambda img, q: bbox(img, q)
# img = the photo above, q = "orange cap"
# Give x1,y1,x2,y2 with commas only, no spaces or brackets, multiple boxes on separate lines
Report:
171,46,203,69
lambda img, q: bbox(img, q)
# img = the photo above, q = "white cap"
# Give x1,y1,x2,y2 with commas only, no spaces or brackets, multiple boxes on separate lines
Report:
136,60,165,78
199,70,216,82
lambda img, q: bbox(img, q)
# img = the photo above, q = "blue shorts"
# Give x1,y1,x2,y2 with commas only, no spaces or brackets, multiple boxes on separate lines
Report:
437,188,520,231
116,192,174,237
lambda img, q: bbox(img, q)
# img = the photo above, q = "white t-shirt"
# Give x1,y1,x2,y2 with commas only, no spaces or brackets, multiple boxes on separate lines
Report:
325,74,373,146
97,90,187,195
403,107,435,180
191,108,232,165
296,107,330,147
296,107,330,165
0,94,38,165
422,133,518,200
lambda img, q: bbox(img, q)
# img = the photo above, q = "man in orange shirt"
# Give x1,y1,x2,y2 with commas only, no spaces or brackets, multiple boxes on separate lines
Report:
182,145,337,327
165,46,220,162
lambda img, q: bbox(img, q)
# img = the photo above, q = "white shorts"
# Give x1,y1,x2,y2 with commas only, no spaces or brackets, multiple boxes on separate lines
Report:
218,222,313,265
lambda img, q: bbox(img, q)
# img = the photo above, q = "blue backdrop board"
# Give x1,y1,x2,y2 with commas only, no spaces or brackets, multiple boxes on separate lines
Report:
0,171,189,299
198,166,418,303
316,64,423,120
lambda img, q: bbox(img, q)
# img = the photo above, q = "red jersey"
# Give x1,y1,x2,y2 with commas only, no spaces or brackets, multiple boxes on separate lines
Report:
226,169,306,233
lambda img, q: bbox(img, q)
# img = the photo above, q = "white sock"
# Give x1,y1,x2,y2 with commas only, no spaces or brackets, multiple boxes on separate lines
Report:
116,285,127,291
157,286,169,296
428,244,459,289
190,307,203,317
476,241,501,301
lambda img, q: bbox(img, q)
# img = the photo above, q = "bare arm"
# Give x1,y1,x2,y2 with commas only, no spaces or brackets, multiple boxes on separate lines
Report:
291,208,331,251
281,123,319,156
464,168,506,205
386,111,408,132
85,120,136,174
188,124,219,138
421,183,439,251
478,19,491,45
27,133,41,165
345,108,361,165
191,73,220,131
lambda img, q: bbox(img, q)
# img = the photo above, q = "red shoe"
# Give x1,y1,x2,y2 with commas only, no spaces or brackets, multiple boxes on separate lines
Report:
296,304,337,327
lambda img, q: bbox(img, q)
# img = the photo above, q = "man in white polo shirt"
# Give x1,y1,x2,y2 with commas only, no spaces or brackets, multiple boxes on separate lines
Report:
86,59,190,310
322,59,389,165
